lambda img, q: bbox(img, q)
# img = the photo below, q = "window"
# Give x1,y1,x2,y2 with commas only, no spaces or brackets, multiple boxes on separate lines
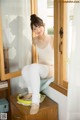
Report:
47,0,54,35
53,1,75,94
59,1,75,90
32,0,68,95
0,0,31,80
0,0,75,96
33,0,75,95
37,0,54,35
66,3,75,82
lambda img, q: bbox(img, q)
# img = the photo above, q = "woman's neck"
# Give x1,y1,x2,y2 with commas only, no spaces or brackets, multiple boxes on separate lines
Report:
38,34,47,41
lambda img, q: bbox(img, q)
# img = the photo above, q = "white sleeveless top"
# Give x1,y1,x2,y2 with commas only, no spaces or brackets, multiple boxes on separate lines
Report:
36,43,54,65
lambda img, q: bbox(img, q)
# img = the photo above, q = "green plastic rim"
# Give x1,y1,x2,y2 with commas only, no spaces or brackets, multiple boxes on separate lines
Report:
17,95,32,105
17,94,45,106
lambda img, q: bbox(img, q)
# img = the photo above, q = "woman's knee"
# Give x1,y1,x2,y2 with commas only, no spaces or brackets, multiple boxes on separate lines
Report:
29,63,39,71
22,64,39,77
21,65,29,76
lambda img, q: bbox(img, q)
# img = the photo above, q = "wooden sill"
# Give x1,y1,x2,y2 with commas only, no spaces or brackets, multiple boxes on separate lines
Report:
63,80,68,89
50,82,67,96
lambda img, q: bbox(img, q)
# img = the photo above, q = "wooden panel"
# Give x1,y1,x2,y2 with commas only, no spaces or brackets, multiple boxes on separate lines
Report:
0,45,11,120
11,103,24,120
0,88,8,98
10,95,58,120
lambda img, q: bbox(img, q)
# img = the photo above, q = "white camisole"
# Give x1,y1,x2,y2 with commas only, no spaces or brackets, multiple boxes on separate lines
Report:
36,43,54,65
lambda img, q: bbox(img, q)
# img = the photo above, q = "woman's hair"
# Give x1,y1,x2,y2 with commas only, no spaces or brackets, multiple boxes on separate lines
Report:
30,14,44,30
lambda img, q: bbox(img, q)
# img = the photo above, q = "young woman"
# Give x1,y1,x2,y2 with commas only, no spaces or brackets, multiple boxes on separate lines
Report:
22,14,54,115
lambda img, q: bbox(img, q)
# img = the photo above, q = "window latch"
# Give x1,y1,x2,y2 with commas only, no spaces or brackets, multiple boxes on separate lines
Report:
59,41,62,54
59,27,63,39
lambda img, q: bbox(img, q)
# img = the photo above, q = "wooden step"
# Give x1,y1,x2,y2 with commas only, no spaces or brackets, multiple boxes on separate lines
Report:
10,95,58,120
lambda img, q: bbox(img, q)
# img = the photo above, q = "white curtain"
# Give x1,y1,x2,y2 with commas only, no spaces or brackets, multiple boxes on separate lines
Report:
67,3,80,120
0,0,32,94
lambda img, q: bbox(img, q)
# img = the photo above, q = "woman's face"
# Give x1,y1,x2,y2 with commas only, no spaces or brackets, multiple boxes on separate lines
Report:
32,25,45,37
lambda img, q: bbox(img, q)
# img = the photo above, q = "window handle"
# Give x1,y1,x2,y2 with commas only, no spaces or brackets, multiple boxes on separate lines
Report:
59,41,62,54
59,27,63,38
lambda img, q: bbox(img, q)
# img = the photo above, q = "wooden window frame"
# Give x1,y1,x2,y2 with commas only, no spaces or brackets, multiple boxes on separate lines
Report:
52,0,68,96
49,0,68,96
33,0,68,96
0,0,35,81
0,17,21,81
0,0,68,96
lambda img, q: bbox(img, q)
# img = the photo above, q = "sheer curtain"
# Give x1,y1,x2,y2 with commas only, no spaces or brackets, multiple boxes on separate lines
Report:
0,0,32,94
67,3,80,120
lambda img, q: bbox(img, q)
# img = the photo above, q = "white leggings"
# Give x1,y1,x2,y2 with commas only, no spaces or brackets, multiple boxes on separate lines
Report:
21,63,49,105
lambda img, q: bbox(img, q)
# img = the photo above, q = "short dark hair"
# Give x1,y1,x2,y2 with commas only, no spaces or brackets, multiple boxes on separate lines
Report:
30,14,44,30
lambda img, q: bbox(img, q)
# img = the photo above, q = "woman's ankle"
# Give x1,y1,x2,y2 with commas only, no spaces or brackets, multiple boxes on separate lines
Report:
30,103,40,115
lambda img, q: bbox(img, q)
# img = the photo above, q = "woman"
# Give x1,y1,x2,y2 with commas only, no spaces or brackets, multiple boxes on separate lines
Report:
22,14,54,115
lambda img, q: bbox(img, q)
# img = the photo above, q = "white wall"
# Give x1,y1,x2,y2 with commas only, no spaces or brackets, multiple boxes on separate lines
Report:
43,87,67,120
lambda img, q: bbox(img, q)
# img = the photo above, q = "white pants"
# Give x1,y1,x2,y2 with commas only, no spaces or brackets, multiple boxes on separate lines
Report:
21,63,49,105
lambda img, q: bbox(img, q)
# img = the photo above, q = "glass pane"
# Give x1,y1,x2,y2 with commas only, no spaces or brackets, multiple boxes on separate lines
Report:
0,0,32,74
37,0,54,35
67,3,75,81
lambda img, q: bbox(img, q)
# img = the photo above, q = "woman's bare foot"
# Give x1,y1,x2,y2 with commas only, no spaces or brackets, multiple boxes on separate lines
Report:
30,104,39,115
24,93,32,99
20,93,32,100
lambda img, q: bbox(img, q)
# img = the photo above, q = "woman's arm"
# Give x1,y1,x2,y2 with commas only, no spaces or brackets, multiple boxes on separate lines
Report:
50,35,54,48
